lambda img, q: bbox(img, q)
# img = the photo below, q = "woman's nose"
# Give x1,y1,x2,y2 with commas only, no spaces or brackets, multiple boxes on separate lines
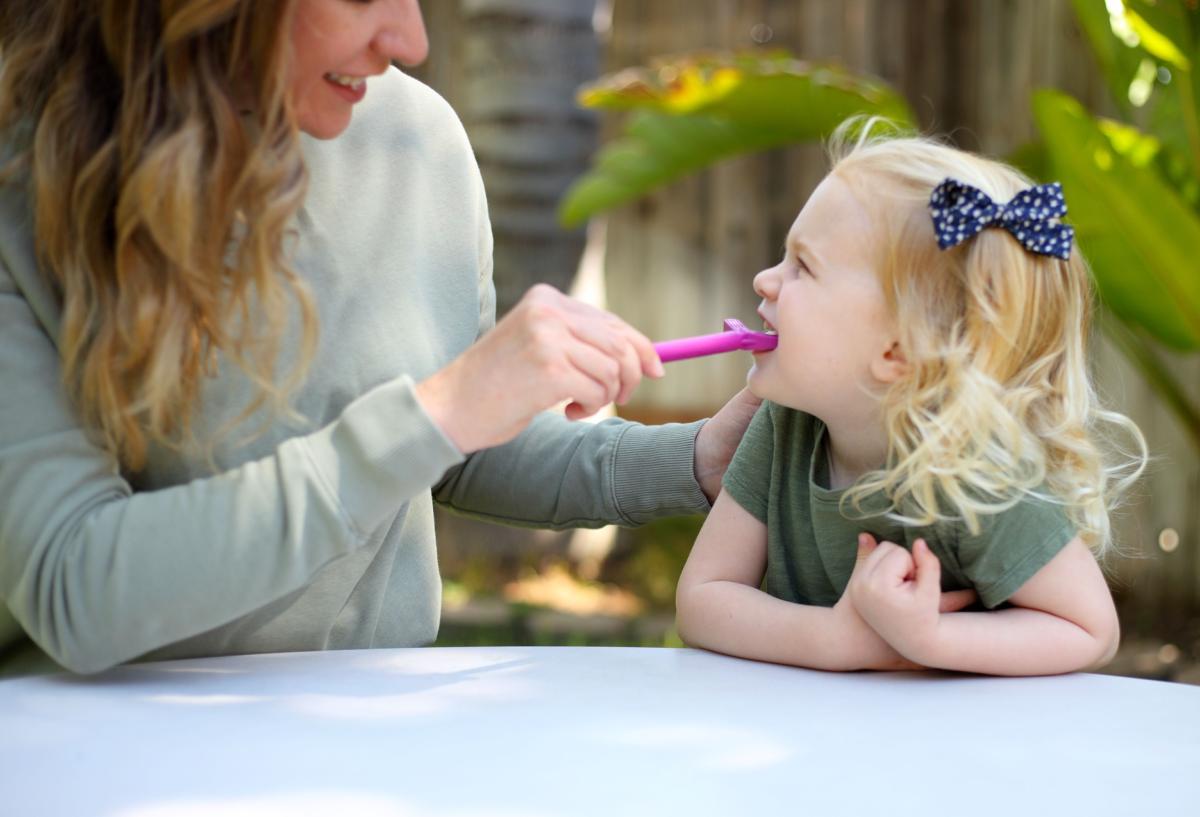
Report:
753,267,779,300
375,0,430,67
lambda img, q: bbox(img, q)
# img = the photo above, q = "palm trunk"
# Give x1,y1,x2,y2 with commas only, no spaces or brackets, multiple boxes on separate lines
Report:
461,0,600,315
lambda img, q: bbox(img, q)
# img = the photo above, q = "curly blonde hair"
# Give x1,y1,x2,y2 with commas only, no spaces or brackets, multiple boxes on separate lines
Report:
0,0,316,470
829,119,1146,555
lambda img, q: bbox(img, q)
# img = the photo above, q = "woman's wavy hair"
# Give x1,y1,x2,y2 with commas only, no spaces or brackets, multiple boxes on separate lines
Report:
0,0,316,471
830,118,1146,556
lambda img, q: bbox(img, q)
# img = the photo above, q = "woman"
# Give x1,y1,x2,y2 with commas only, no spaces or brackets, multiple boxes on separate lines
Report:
0,0,758,675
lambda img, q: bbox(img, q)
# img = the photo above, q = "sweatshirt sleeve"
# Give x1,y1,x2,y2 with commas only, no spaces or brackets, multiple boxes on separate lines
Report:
0,260,463,674
433,412,710,529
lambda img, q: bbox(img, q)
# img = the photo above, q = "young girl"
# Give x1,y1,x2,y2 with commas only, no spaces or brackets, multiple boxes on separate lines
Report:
675,122,1147,676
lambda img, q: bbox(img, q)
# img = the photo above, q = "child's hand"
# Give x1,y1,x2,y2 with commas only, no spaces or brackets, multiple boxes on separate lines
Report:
832,535,927,671
849,534,960,664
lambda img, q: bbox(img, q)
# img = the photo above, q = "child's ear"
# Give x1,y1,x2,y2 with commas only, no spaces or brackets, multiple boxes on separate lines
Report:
871,341,910,384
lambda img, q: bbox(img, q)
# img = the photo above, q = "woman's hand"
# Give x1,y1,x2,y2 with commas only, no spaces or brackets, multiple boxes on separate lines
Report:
415,284,664,454
693,388,762,504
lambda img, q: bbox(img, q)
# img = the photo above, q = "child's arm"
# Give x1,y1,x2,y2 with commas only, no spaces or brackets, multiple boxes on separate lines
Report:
677,492,940,671
850,536,1119,676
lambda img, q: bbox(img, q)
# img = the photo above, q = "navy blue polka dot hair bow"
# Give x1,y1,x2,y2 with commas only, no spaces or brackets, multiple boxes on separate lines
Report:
928,178,1074,261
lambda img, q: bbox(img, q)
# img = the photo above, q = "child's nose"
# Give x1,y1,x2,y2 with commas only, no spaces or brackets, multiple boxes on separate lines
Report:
753,267,779,300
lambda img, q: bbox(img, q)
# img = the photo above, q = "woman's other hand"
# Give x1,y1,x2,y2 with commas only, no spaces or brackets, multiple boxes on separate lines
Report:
415,284,664,454
693,388,762,504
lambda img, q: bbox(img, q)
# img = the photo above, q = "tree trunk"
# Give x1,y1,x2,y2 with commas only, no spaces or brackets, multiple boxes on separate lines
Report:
461,0,600,315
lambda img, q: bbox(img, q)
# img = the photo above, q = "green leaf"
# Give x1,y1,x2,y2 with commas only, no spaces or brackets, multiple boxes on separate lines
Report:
1008,140,1052,183
1069,0,1145,111
1033,89,1200,350
559,54,913,227
1124,6,1191,69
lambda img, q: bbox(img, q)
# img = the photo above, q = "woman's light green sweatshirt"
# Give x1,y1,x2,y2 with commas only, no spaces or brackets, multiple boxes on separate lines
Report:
0,69,707,675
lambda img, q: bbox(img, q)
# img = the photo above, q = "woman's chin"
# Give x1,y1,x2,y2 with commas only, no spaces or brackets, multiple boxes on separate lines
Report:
297,109,354,140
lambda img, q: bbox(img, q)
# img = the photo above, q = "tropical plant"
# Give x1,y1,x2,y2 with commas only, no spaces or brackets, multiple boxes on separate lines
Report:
1031,0,1199,451
557,52,914,227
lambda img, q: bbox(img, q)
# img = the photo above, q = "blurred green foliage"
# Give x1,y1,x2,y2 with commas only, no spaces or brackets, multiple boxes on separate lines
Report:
1032,0,1200,451
558,52,913,227
603,516,704,610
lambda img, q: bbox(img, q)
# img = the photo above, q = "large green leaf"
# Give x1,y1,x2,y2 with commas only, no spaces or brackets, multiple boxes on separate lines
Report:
1034,89,1200,350
558,54,913,227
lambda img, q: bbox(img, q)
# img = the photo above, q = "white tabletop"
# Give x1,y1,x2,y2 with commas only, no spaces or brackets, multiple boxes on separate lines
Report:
1,646,1197,816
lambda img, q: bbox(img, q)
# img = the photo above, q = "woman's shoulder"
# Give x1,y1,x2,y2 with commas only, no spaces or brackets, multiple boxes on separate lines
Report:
348,68,471,153
302,68,477,189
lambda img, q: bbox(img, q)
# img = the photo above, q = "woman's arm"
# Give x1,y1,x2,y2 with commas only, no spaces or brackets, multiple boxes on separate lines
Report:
851,537,1119,676
675,492,924,671
0,252,473,674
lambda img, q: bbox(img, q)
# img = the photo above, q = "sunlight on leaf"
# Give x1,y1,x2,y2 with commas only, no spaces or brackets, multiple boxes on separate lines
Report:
561,53,913,226
1124,8,1191,68
1034,89,1200,350
1127,57,1158,106
1098,118,1161,165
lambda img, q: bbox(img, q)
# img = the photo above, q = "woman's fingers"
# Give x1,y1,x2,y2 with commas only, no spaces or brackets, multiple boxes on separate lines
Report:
561,342,621,414
550,286,662,375
525,284,660,404
416,285,661,453
563,312,660,403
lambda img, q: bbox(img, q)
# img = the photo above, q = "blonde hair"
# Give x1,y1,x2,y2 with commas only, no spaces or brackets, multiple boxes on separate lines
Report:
829,119,1146,555
0,0,316,471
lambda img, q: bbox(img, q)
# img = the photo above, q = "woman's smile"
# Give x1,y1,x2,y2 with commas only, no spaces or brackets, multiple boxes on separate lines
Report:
324,72,369,103
289,0,428,139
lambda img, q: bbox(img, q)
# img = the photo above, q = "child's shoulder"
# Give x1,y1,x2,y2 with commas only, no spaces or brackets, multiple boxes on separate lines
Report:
939,490,1078,608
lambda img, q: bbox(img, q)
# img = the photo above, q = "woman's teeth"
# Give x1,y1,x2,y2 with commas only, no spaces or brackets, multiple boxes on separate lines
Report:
325,73,366,90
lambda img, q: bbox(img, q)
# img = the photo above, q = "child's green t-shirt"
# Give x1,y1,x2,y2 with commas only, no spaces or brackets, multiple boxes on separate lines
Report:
721,402,1076,609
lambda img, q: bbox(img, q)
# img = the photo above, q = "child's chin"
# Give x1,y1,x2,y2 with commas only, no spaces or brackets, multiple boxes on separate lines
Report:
745,369,770,400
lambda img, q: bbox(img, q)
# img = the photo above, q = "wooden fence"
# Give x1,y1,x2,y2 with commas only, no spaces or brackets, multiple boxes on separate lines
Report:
415,0,1200,640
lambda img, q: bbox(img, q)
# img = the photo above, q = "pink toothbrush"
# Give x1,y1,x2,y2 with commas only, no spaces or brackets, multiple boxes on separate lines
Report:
653,319,778,363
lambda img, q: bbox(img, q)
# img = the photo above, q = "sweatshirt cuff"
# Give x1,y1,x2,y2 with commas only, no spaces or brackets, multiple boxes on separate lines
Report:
299,375,464,536
611,419,710,524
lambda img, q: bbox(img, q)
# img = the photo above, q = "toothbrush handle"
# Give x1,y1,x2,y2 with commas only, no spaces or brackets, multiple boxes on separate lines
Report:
653,332,744,362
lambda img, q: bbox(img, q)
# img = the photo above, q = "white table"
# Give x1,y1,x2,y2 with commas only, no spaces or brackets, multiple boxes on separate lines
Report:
2,646,1197,816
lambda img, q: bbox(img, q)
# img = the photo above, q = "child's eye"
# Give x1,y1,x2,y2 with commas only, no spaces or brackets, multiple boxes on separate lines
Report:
797,257,813,276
